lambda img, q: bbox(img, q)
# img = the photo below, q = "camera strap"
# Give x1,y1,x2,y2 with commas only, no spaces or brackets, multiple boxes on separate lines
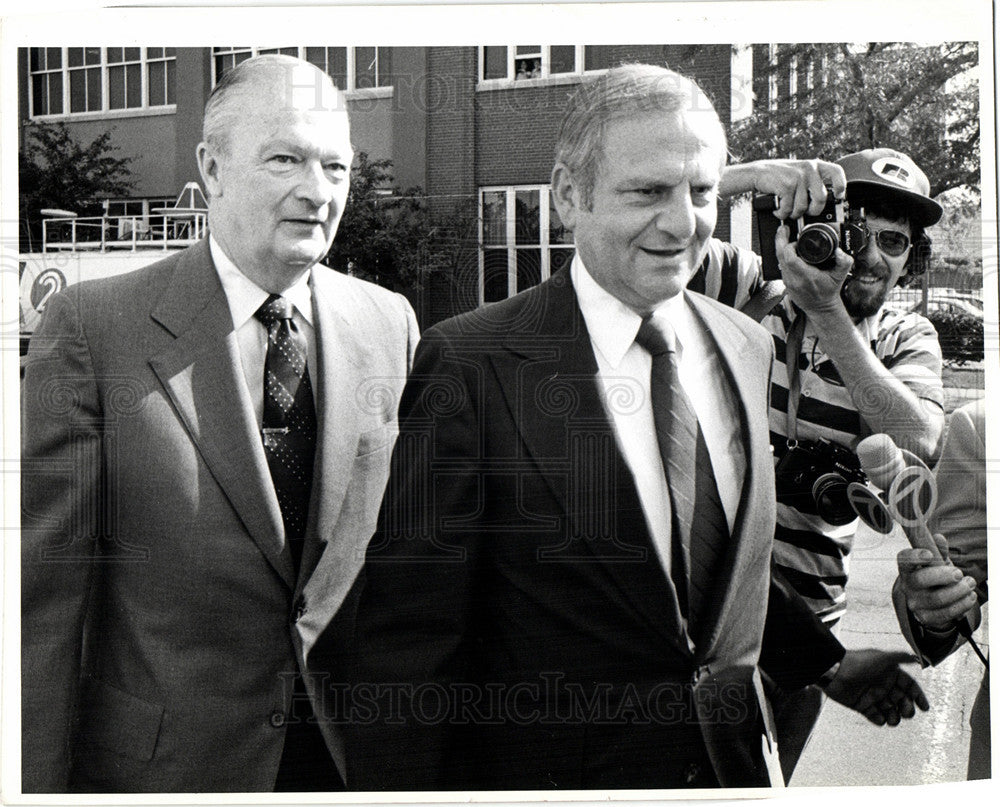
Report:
784,310,808,446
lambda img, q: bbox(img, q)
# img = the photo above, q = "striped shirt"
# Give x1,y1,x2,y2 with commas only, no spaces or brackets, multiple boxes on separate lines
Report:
687,238,765,309
690,240,945,623
763,297,944,622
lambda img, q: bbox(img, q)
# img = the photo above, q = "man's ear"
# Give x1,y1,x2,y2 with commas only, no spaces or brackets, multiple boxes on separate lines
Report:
196,141,223,199
550,162,581,232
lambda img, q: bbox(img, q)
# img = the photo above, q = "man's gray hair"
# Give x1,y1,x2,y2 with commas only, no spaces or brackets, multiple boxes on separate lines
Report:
202,54,342,152
555,64,726,209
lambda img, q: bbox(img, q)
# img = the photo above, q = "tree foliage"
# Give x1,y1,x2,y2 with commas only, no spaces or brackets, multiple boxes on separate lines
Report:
729,43,980,196
927,309,984,365
19,121,134,250
326,152,465,292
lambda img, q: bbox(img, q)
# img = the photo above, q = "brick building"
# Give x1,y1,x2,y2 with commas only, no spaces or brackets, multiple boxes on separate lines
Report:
18,45,753,326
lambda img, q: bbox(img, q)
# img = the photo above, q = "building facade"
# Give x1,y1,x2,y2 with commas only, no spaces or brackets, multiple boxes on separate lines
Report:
18,44,749,326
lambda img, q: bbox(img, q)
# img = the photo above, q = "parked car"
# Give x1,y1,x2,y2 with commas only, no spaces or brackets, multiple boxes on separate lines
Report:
887,288,984,320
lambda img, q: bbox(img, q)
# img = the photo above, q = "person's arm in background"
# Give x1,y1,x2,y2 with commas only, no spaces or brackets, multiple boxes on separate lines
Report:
719,158,847,219
703,159,847,313
894,400,987,666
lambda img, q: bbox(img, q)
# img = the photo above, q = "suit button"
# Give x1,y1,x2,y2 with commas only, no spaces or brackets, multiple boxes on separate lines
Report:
685,763,701,784
270,710,286,728
293,597,307,622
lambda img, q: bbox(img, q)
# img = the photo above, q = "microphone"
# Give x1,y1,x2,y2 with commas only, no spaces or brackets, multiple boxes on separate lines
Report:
855,434,987,669
855,434,941,559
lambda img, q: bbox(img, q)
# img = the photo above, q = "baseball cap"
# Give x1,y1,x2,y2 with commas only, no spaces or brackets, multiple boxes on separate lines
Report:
836,148,943,227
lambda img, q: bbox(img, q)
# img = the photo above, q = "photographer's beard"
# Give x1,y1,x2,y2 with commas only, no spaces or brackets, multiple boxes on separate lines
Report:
840,255,894,320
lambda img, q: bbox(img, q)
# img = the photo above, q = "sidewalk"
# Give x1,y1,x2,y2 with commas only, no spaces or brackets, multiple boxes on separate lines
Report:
791,523,988,786
942,361,985,411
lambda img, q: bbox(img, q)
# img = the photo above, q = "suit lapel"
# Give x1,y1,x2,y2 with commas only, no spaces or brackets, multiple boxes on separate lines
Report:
488,270,690,653
684,293,770,656
297,271,369,585
148,241,294,589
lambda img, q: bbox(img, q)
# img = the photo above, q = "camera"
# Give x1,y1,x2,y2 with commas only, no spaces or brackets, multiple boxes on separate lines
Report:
753,187,868,279
774,438,867,526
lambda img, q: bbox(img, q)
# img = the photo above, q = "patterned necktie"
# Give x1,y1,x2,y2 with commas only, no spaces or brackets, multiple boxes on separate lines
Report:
255,294,317,570
635,314,728,630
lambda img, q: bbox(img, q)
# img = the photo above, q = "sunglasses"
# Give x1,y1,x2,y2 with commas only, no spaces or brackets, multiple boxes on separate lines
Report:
862,225,911,258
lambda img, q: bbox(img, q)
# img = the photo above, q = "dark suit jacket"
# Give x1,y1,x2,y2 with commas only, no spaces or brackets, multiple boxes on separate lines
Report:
21,239,418,792
347,268,842,790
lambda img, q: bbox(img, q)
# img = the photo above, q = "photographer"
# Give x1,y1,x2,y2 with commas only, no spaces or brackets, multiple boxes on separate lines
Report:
706,148,946,779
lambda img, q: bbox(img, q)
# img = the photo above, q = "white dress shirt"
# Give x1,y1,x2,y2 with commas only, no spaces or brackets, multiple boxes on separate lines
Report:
210,237,317,427
570,255,746,572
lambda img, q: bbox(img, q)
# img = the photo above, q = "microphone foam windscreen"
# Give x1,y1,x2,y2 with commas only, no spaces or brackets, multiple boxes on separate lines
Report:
856,434,905,492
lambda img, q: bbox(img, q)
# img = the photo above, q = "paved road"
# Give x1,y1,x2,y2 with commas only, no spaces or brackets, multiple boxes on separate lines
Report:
791,523,990,787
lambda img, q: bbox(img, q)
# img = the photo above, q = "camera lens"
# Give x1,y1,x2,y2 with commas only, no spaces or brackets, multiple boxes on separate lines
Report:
811,473,856,526
796,224,839,267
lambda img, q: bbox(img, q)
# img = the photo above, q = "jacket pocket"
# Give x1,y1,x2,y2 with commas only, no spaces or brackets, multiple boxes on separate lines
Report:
77,678,164,762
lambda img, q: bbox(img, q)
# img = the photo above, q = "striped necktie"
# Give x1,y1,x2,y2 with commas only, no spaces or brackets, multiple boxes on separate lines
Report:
635,314,728,630
255,294,317,571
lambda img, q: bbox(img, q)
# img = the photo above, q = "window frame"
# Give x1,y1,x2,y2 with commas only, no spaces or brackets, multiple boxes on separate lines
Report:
477,45,613,88
106,47,144,112
29,48,64,117
28,47,177,120
210,46,394,94
478,184,575,305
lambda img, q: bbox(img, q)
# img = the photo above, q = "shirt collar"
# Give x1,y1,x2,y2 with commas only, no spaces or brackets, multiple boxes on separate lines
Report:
571,253,687,369
210,236,314,329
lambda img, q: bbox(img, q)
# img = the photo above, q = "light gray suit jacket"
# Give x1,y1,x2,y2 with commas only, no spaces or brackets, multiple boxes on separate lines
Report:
21,239,417,792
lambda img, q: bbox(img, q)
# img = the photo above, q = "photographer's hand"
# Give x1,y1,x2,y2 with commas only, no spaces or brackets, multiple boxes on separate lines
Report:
775,224,853,316
719,158,846,219
773,226,944,461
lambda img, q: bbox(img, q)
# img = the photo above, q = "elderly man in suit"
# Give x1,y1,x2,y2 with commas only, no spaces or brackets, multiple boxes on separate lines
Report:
346,64,926,791
21,55,417,792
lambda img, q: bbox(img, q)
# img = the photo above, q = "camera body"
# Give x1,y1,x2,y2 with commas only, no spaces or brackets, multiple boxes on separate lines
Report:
753,187,868,279
774,438,867,526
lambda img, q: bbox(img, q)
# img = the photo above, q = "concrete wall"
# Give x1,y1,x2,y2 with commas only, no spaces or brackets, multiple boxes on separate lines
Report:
346,93,395,166
388,47,428,192
173,48,212,192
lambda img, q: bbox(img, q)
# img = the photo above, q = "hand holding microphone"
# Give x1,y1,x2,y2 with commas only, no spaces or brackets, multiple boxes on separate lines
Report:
854,434,940,557
896,544,980,632
853,434,986,667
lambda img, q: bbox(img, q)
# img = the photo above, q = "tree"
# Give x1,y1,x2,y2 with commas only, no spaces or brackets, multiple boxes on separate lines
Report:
729,43,980,196
19,121,133,251
326,152,462,292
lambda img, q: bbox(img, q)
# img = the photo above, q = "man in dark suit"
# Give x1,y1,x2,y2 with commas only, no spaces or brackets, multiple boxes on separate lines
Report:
346,64,926,790
21,55,417,792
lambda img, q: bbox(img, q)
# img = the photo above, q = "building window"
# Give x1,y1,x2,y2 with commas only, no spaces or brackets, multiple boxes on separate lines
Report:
582,46,618,72
67,47,103,113
212,46,394,91
29,47,176,117
146,48,176,106
480,186,574,304
353,46,392,89
29,48,63,116
212,47,254,81
104,197,175,218
479,45,597,82
107,47,142,110
305,47,348,89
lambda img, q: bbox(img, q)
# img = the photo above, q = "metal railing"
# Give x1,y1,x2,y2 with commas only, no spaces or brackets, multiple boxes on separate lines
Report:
41,212,207,253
